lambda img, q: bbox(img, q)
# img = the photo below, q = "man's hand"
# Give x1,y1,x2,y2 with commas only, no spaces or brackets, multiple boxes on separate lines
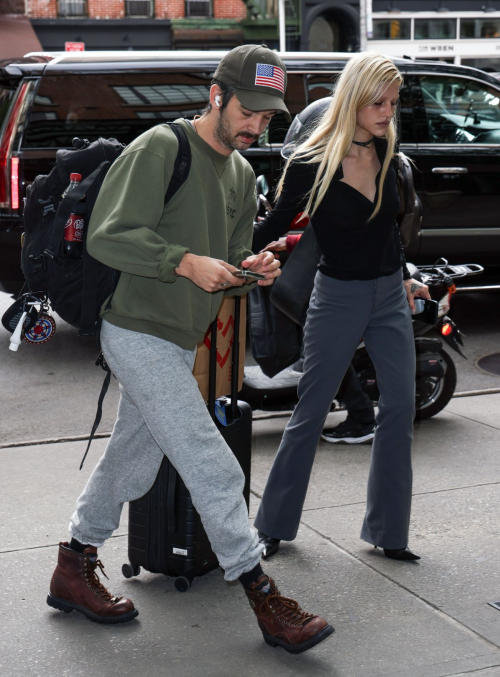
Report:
175,253,245,293
241,251,281,287
404,277,431,313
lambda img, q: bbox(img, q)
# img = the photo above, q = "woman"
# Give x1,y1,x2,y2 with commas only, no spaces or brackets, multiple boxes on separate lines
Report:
253,52,430,562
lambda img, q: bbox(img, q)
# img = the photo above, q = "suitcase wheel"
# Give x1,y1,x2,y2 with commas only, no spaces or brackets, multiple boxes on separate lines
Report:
174,576,193,592
122,563,141,579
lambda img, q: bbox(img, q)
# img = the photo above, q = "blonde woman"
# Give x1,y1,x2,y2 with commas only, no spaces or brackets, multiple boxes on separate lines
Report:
254,53,430,562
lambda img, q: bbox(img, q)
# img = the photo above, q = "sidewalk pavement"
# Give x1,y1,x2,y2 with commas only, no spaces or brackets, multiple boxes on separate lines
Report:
1,393,500,677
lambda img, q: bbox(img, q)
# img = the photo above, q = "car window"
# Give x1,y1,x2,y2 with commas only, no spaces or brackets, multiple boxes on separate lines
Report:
399,80,416,144
305,73,338,104
419,74,500,144
259,73,306,146
24,72,213,148
0,83,16,136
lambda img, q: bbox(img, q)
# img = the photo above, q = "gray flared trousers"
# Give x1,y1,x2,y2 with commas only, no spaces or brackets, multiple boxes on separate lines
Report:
254,269,416,549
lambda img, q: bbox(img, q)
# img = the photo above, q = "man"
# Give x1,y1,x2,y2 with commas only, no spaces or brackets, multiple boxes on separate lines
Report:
46,45,333,655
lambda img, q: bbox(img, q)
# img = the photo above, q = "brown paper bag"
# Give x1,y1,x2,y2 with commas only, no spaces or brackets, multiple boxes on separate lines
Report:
193,296,247,402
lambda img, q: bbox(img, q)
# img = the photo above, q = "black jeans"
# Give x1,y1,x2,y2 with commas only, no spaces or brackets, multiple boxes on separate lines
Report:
337,364,375,426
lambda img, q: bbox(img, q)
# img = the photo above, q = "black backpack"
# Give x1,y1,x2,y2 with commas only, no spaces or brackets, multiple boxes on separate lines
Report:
20,123,191,337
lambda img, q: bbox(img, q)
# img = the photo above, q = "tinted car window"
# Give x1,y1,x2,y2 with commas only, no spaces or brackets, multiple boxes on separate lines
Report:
260,73,306,145
0,84,16,135
24,72,213,148
305,73,338,104
420,74,500,143
399,80,416,144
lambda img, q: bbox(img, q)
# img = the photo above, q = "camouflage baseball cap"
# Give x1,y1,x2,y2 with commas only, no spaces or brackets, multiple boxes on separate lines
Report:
214,45,290,121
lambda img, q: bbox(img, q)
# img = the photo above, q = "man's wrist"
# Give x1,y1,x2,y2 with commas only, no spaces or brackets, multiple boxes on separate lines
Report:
175,252,197,278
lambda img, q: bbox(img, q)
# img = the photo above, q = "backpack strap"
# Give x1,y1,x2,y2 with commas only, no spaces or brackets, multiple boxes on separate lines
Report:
164,123,191,205
79,352,111,470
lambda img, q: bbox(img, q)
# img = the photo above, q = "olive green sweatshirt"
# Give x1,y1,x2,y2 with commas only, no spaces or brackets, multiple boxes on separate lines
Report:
87,119,257,350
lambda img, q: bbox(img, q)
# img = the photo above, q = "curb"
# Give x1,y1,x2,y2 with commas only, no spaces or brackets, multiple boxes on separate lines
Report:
2,387,500,451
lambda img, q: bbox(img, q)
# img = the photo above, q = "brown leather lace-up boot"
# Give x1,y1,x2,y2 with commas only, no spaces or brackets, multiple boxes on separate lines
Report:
47,542,138,624
245,574,334,654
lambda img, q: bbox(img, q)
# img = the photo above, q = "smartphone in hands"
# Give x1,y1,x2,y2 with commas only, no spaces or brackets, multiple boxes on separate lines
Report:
232,270,267,281
413,298,438,324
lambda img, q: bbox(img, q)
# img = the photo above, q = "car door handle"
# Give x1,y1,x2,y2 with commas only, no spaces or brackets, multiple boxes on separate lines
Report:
431,167,468,174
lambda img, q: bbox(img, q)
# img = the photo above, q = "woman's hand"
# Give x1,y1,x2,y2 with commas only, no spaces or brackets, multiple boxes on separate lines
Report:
260,237,287,254
404,277,431,313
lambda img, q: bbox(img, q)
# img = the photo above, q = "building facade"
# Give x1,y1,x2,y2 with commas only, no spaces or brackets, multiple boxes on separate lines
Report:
301,0,500,71
25,0,247,51
3,0,500,72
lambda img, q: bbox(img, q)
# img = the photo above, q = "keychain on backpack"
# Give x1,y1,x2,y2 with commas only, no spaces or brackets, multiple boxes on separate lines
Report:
2,293,56,351
23,305,56,345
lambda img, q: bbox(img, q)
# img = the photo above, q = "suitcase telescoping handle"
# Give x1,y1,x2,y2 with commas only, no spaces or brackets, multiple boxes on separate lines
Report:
208,296,241,421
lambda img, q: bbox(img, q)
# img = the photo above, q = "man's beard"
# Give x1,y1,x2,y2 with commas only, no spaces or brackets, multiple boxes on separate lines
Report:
214,109,257,151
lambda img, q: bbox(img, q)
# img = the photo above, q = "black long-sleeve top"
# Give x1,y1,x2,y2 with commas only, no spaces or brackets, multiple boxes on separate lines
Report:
253,138,411,281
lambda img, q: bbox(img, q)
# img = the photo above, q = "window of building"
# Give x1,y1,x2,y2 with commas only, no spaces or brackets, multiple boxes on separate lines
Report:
372,19,411,40
460,19,500,39
419,74,500,143
185,0,211,18
461,58,500,72
126,0,154,17
57,0,88,17
308,16,341,51
415,19,456,40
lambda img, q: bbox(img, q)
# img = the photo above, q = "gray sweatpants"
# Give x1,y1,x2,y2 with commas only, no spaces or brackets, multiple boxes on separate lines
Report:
70,320,263,581
254,268,416,549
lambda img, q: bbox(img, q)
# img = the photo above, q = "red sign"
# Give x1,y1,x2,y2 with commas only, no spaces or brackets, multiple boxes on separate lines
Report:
65,42,85,52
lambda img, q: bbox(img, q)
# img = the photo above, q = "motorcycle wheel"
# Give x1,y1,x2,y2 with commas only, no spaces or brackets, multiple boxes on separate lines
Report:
415,349,457,420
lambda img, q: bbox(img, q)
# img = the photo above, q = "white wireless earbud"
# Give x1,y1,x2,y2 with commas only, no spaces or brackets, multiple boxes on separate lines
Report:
215,95,221,108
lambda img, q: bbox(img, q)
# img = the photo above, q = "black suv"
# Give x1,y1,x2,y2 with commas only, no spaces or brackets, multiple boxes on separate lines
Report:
2,50,500,293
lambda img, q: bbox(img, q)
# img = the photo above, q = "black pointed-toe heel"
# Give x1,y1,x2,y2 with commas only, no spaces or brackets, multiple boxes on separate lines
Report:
383,547,420,561
258,531,281,560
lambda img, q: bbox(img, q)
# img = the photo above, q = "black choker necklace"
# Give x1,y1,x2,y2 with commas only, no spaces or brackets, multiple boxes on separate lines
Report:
352,137,375,148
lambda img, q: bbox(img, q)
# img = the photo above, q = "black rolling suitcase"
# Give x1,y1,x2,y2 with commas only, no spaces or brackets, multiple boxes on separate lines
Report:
122,296,252,592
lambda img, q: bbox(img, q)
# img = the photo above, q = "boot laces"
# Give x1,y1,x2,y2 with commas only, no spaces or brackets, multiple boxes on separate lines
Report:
260,586,314,627
85,557,120,603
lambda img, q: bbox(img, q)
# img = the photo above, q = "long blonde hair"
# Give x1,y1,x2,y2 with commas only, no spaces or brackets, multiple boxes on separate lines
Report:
277,52,403,221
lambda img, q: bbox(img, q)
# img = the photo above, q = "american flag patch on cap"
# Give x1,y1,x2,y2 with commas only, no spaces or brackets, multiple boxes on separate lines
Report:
255,63,285,93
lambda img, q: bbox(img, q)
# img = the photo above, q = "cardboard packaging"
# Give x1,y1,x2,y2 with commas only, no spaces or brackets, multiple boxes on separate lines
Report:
193,296,247,402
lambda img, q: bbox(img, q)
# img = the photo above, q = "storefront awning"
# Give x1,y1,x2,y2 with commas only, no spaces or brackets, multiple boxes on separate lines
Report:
0,14,43,60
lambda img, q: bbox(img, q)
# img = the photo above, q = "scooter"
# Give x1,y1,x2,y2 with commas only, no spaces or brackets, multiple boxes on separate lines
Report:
242,259,483,420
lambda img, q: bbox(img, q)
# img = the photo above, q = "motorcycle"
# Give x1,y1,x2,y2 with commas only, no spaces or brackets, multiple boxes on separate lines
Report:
353,259,482,420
